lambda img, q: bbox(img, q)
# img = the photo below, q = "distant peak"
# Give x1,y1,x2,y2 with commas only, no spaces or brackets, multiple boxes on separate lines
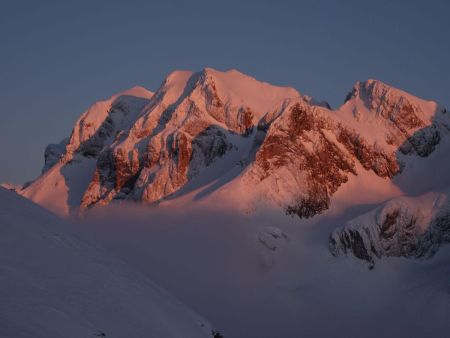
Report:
345,78,404,103
360,78,394,92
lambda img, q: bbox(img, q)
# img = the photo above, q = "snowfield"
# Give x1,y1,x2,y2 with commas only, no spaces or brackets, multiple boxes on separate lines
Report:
0,187,213,338
78,202,450,338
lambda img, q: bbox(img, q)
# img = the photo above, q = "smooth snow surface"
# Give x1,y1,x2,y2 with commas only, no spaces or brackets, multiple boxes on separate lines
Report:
79,203,450,338
0,188,212,338
21,155,97,216
203,68,300,114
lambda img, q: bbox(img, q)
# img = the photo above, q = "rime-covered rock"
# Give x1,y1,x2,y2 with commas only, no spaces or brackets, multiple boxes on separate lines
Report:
329,191,450,268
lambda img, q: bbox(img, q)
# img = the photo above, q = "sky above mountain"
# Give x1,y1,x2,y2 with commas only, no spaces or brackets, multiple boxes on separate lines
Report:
1,0,449,184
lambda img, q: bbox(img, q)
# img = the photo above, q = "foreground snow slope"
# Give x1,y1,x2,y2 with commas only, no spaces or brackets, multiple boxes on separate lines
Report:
0,187,212,338
80,203,450,338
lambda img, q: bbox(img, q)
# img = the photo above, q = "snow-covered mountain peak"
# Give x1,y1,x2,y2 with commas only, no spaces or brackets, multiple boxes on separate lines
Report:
154,70,195,102
197,67,301,115
146,67,301,122
345,78,438,119
334,77,448,158
16,69,450,219
66,86,154,155
353,78,399,94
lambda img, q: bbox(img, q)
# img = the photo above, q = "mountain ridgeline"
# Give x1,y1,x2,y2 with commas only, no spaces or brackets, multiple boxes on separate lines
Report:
16,68,450,266
20,69,448,215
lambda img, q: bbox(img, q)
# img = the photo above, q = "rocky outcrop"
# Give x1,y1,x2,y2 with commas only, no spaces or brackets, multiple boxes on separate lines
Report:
42,139,67,173
258,226,288,251
0,183,22,192
342,79,449,158
257,226,290,269
329,192,450,268
245,98,403,219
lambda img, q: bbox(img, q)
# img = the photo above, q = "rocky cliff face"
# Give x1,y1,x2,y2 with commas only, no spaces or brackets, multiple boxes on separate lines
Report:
239,78,449,218
343,79,445,157
78,69,303,210
19,69,449,220
329,192,450,269
243,99,401,218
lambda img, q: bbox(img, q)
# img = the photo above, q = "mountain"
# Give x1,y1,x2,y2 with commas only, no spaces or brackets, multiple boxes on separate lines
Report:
19,68,304,215
19,69,449,213
15,67,450,261
0,187,214,338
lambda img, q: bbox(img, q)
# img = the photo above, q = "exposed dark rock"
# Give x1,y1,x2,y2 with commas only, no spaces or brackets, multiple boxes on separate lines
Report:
329,193,450,268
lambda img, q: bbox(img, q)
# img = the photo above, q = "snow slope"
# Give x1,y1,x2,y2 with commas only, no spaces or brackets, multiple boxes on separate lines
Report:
79,201,450,338
0,187,213,338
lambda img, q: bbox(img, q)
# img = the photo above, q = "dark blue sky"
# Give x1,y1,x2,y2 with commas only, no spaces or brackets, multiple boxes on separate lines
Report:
1,0,449,184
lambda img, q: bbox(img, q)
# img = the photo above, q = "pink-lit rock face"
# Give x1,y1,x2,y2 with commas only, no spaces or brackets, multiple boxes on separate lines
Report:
247,100,401,218
20,69,449,219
